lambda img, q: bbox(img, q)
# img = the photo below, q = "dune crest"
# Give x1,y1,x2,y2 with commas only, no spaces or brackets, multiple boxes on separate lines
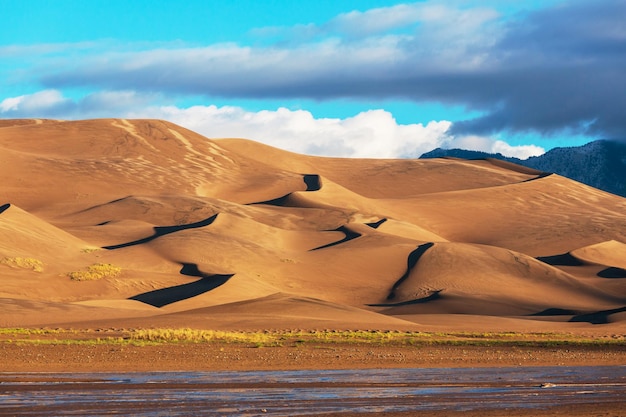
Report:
1,119,625,331
570,240,626,269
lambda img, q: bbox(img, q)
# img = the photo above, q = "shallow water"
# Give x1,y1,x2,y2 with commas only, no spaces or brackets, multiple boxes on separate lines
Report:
1,366,625,416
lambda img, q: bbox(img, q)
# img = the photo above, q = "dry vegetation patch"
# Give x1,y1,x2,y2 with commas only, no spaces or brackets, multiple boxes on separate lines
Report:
130,329,277,346
68,263,122,281
0,257,44,272
1,328,624,349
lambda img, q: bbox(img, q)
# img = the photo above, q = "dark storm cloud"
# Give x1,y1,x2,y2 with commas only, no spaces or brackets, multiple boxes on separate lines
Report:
450,0,626,138
38,0,626,139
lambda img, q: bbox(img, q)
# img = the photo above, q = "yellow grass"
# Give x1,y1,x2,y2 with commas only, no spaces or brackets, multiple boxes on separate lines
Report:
0,257,44,272
130,328,276,346
68,263,122,281
1,328,623,348
125,329,626,347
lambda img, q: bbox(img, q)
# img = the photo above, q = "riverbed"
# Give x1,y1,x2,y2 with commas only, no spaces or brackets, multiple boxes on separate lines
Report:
2,366,625,416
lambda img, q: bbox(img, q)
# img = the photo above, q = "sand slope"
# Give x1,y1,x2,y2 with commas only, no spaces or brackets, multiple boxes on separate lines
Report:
1,119,625,331
571,240,626,269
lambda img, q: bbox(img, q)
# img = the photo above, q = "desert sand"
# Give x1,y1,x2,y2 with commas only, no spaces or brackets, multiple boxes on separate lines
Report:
2,118,626,415
1,118,625,334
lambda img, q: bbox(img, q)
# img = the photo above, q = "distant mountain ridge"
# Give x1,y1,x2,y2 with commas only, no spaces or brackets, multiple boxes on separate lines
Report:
420,140,626,198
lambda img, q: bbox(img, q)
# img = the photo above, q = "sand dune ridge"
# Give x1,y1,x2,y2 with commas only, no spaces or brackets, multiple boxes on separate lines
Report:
0,118,624,332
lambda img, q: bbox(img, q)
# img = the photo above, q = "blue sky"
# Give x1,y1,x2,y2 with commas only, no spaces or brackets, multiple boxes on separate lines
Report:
1,0,624,158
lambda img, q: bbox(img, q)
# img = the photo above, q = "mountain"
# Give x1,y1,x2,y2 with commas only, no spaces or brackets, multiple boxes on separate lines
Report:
1,119,625,333
420,140,626,197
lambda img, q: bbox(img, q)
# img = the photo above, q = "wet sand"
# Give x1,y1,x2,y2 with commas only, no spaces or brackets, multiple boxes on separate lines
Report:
2,367,625,416
3,341,626,415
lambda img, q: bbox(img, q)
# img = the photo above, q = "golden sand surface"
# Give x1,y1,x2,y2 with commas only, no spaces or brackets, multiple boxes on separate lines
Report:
1,118,625,336
1,118,626,417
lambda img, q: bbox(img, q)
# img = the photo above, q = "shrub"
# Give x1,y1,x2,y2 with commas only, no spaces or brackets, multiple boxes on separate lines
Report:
81,247,101,253
1,257,44,272
130,328,277,345
68,263,122,281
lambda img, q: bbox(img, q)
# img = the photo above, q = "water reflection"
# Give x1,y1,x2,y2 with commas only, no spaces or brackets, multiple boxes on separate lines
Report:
1,366,625,416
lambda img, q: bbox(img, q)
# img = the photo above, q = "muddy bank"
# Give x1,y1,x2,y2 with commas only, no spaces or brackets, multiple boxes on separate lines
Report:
1,342,625,373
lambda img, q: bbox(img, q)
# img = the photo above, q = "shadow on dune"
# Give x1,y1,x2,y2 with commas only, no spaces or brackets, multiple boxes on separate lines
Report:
250,194,292,206
482,158,545,175
365,218,387,229
520,172,553,183
310,226,362,251
249,174,321,206
530,308,582,317
386,242,435,301
368,289,441,307
103,214,218,250
536,253,584,266
303,174,322,191
530,306,626,324
129,263,234,308
598,267,626,278
0,203,10,214
73,196,130,215
538,253,626,278
570,306,626,325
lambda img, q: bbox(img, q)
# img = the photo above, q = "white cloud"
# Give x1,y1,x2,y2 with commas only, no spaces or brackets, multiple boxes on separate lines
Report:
128,103,542,159
127,104,451,158
329,3,424,37
0,89,544,160
38,3,502,98
0,89,155,117
0,90,71,115
4,1,621,141
490,140,544,159
80,90,155,112
444,134,544,159
0,96,21,112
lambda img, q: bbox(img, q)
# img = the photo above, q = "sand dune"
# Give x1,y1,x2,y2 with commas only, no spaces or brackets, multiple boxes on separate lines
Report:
571,240,626,269
0,297,159,327
373,242,621,315
0,203,91,258
218,139,544,198
1,118,625,333
381,175,626,255
75,293,423,331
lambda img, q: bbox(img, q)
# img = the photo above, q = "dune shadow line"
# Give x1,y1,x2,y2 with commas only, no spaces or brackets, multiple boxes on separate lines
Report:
386,242,435,301
303,174,322,191
129,263,234,308
365,218,387,229
530,308,581,317
72,196,129,215
538,254,626,278
368,289,441,307
249,174,321,206
103,214,218,250
536,252,584,266
310,226,362,251
250,194,291,206
0,203,10,214
530,306,626,324
598,267,626,278
570,306,626,325
521,172,553,183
